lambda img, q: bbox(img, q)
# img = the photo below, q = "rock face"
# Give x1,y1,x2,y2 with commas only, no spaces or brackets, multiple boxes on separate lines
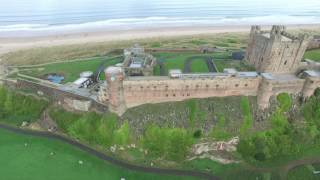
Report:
64,98,92,112
246,25,311,73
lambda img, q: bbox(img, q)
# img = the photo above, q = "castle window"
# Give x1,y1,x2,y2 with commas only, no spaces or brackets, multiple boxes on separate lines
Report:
260,57,263,62
235,84,239,87
206,84,209,88
310,81,314,84
166,94,169,97
186,85,189,88
279,52,281,55
140,86,143,89
196,85,199,88
284,60,287,65
173,94,176,97
216,84,219,88
187,93,190,96
165,85,168,88
154,86,157,89
245,84,248,87
147,86,149,88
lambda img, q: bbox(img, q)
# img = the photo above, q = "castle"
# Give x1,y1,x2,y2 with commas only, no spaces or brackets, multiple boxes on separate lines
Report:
98,25,320,115
246,25,310,73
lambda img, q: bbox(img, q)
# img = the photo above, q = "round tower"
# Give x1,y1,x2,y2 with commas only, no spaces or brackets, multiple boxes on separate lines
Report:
257,77,273,110
302,77,317,98
105,66,126,115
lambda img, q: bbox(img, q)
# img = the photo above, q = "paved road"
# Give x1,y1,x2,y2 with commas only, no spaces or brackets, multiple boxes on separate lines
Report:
183,56,216,73
0,124,219,180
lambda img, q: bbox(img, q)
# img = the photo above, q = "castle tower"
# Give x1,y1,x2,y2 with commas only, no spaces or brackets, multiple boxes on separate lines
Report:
246,25,310,74
257,74,273,109
301,71,320,99
104,66,126,115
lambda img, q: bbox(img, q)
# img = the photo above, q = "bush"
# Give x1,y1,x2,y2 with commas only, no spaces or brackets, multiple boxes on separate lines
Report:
240,97,253,136
0,86,48,125
193,130,202,138
113,121,130,145
210,115,231,140
277,93,292,112
49,109,126,148
143,124,194,161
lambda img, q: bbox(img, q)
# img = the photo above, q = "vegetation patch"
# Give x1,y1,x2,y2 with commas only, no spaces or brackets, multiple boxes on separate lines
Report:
19,57,121,83
276,93,292,112
0,128,199,180
0,86,48,126
304,49,320,62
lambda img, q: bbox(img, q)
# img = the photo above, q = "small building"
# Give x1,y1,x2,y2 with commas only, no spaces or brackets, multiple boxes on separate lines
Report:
169,69,182,78
73,71,94,88
122,44,157,76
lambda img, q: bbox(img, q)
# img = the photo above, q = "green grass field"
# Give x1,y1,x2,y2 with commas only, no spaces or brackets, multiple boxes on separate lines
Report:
0,127,200,180
152,51,254,75
19,56,122,83
287,165,319,180
190,58,209,72
304,49,320,62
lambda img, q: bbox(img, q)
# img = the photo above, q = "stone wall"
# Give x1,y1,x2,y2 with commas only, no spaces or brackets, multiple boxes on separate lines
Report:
123,76,261,108
15,79,108,112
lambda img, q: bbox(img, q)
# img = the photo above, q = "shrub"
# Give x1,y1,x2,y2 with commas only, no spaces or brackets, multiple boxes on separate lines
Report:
193,130,202,138
0,86,48,125
113,121,130,145
277,93,292,112
143,125,194,161
240,97,253,136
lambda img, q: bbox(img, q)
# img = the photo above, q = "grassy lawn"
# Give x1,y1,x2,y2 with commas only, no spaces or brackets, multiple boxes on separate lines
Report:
0,128,200,180
287,165,319,180
190,58,209,72
304,49,320,62
19,57,122,83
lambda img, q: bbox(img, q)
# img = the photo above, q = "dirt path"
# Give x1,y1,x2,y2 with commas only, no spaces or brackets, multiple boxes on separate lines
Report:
0,123,219,180
183,56,216,73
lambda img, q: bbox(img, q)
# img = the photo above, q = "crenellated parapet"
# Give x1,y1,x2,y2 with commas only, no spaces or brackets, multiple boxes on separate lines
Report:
246,25,311,74
301,71,320,99
99,65,320,115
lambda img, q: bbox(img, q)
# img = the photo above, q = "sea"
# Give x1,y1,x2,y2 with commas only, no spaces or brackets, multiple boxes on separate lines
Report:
0,0,319,37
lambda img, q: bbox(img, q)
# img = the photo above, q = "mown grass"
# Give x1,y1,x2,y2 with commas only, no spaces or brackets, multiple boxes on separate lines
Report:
287,165,318,180
20,57,121,83
0,128,200,180
190,58,209,72
304,49,320,62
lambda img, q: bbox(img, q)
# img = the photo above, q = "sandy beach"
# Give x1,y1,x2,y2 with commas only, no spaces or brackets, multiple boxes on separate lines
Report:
0,24,319,57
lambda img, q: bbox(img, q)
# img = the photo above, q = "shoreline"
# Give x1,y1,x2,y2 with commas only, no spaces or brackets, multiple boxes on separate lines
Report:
0,24,319,57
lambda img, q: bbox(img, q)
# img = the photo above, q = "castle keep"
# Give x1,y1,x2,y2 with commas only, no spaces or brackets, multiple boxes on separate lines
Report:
98,25,320,115
246,25,310,73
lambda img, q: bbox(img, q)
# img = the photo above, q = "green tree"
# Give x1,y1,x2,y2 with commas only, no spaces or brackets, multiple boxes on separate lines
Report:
113,121,130,145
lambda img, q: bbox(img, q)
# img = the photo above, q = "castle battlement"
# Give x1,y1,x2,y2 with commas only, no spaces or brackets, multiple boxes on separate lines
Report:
97,25,320,115
246,25,311,73
99,66,320,115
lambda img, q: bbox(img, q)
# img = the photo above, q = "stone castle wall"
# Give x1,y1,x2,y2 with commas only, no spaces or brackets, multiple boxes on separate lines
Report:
102,66,320,115
123,76,261,108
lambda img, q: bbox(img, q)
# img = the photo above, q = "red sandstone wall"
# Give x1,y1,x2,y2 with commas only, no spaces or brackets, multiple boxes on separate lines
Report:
123,77,261,107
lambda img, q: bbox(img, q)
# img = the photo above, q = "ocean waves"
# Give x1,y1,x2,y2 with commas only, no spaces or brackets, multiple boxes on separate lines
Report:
0,15,319,37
